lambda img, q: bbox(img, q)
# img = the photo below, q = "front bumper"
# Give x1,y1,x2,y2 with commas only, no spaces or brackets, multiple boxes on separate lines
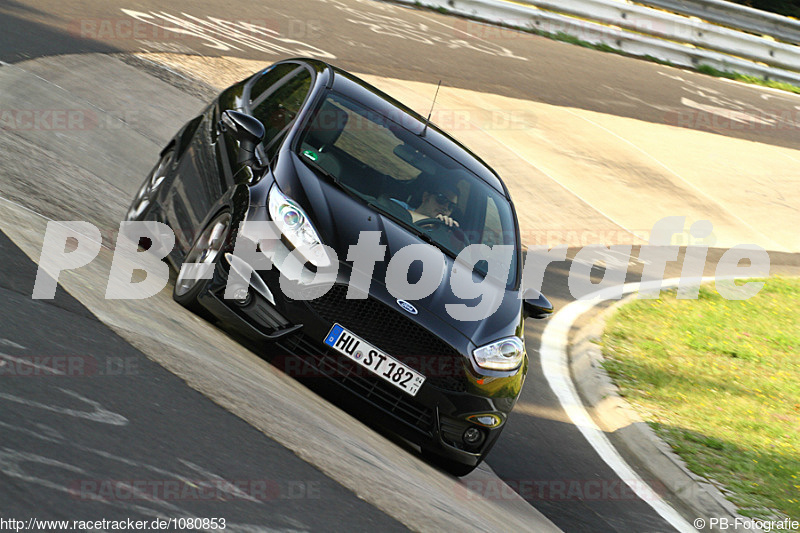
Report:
197,215,525,466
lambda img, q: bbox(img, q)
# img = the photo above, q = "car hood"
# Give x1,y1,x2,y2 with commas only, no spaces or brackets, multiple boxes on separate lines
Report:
271,153,523,350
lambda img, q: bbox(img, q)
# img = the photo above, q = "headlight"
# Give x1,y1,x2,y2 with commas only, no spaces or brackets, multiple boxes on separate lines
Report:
268,185,331,268
473,337,525,371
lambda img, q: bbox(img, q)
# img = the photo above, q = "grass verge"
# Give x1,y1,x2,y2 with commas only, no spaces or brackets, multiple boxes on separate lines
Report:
696,65,800,95
601,277,800,519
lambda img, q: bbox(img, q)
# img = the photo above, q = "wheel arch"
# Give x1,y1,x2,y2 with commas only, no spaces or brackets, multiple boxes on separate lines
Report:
174,182,252,266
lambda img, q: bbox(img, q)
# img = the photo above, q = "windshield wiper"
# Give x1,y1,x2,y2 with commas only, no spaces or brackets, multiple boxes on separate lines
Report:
300,157,389,213
365,200,455,256
299,155,456,258
300,157,338,183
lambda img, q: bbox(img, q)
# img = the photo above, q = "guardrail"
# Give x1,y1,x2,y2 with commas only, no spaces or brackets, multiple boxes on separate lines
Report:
637,0,800,45
398,0,800,85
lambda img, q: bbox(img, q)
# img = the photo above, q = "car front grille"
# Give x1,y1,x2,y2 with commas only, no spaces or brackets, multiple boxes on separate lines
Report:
305,284,467,393
277,333,434,435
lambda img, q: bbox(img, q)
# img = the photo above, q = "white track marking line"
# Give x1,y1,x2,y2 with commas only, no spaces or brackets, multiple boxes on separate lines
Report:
0,338,27,350
0,353,65,375
539,277,732,533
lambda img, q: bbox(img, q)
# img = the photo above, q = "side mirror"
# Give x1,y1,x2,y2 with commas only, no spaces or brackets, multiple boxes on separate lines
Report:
522,289,554,320
219,110,265,166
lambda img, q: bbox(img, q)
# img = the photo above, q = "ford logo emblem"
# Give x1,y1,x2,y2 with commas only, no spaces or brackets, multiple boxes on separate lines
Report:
396,299,418,315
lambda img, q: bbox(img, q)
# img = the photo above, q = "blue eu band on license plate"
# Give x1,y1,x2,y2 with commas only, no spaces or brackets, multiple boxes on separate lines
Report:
324,323,426,396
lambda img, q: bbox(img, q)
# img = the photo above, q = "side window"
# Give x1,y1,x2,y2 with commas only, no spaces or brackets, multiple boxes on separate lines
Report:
251,69,312,156
248,63,298,105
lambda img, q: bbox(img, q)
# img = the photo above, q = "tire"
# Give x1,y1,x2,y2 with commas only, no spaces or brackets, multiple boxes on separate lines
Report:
126,148,173,222
172,210,232,319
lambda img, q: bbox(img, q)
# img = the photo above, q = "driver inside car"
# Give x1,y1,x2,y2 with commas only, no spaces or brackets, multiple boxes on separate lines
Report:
406,182,460,228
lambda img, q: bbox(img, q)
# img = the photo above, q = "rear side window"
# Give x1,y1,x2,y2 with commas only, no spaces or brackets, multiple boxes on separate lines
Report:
248,63,298,105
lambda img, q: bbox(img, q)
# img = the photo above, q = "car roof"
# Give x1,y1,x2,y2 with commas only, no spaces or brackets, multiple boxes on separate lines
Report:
292,60,509,197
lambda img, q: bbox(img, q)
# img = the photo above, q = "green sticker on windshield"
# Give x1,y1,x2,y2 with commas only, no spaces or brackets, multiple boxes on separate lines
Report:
303,149,318,161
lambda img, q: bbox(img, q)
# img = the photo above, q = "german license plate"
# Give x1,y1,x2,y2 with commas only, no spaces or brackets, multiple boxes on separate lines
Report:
323,324,426,396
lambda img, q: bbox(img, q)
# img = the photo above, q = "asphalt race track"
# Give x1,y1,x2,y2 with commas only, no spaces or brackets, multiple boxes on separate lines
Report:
0,230,408,531
1,0,799,531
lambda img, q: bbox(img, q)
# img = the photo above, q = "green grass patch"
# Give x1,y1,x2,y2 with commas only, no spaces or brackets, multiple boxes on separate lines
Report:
602,277,800,519
696,65,800,95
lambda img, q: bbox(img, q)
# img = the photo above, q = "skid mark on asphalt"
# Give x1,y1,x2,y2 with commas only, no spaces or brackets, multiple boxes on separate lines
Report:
0,389,129,426
0,422,299,531
119,8,337,59
0,352,65,375
0,338,27,349
318,0,528,60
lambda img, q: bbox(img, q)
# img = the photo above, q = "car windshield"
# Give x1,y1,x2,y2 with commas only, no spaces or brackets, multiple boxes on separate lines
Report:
297,91,518,285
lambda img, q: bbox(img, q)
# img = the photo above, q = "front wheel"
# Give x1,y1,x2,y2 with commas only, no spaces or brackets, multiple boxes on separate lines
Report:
173,211,232,317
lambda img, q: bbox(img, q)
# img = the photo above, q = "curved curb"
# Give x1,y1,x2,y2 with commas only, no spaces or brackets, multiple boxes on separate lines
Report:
557,280,761,532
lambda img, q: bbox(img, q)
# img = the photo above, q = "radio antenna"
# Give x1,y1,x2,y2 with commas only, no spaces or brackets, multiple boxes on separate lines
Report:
421,80,441,137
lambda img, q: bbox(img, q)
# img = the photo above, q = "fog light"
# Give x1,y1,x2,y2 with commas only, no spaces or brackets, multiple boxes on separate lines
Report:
463,427,484,446
231,286,251,306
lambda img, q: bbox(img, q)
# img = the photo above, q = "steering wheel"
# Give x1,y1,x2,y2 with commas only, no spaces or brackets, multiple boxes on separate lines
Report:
414,217,449,229
414,217,470,246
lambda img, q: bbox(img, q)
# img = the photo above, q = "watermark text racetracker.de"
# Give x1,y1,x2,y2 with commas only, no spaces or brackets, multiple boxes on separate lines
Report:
70,478,320,501
0,517,227,531
0,355,138,377
0,108,137,131
70,14,323,44
458,477,667,501
30,216,770,321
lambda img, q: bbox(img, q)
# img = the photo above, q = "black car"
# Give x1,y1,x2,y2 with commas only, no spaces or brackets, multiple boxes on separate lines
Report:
126,58,552,476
